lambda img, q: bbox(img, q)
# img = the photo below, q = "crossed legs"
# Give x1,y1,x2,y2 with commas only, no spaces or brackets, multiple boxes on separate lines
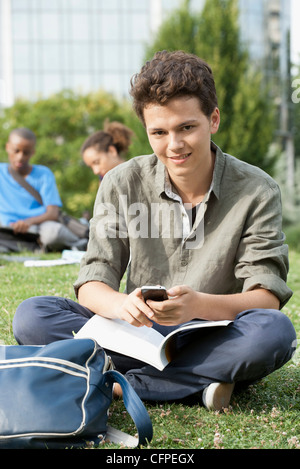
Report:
13,296,297,402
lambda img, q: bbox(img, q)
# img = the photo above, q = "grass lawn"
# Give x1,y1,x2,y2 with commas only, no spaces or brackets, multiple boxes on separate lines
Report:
0,250,299,450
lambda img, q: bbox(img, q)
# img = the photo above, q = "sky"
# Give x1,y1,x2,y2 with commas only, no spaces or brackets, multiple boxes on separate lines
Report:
291,0,300,65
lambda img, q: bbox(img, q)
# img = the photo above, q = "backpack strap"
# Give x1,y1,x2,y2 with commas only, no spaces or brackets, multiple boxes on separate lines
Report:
105,369,153,447
8,166,43,205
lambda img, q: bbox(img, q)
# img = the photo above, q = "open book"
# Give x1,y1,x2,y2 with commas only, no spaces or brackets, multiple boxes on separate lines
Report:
75,315,232,371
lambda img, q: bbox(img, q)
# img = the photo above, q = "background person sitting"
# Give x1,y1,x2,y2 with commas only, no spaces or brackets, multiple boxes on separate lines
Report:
81,120,134,182
0,127,86,251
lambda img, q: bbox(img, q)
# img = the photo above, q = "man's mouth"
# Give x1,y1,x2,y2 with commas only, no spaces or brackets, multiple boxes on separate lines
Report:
169,153,191,163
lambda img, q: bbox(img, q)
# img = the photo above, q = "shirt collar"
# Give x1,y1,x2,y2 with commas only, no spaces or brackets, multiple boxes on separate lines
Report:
154,156,166,196
210,141,225,200
154,141,225,201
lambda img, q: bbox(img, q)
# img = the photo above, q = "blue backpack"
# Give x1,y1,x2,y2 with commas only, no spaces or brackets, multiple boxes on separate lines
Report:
0,338,153,448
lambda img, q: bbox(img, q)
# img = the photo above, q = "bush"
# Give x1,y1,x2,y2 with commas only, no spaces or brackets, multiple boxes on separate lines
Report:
285,223,300,252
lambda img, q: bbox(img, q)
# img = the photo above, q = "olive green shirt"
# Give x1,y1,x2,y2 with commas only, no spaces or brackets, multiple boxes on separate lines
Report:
74,143,292,308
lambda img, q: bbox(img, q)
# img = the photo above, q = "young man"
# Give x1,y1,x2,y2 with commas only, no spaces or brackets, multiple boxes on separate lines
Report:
0,127,86,251
13,52,296,410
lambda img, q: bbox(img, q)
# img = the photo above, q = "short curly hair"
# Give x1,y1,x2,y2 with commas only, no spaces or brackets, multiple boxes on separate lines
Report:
130,50,218,126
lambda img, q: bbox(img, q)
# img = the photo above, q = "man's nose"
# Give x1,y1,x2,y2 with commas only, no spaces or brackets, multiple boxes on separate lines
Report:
168,133,185,152
16,152,25,161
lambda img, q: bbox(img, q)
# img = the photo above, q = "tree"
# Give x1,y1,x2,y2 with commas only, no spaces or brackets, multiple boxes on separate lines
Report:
145,0,277,175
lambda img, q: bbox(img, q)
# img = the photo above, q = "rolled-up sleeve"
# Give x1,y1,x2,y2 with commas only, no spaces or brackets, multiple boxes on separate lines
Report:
73,174,130,297
234,182,293,308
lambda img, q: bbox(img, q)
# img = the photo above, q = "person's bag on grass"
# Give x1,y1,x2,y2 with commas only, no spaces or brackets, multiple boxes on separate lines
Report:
0,226,40,253
0,338,153,449
57,211,89,239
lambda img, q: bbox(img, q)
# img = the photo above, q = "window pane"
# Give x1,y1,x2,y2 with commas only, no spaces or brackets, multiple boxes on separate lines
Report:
42,73,63,96
12,14,30,41
71,73,93,93
41,43,62,71
99,0,119,11
102,44,120,72
125,13,149,41
126,0,149,11
31,0,61,8
102,73,122,96
70,14,91,40
67,0,90,10
99,13,120,41
40,13,61,41
70,43,92,72
13,73,31,99
11,0,31,10
13,44,30,71
123,43,144,72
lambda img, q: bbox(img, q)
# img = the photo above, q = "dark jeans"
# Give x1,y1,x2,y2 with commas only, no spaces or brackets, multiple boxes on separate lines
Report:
13,296,297,401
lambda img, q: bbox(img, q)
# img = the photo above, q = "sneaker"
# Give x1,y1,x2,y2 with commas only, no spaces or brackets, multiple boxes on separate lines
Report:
202,382,235,411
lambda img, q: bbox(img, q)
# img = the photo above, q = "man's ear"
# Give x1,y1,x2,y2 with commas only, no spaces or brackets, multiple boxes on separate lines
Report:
210,108,220,135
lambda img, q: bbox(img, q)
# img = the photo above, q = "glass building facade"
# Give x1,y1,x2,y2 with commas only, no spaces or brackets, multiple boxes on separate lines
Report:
0,0,291,106
1,0,154,104
239,0,291,84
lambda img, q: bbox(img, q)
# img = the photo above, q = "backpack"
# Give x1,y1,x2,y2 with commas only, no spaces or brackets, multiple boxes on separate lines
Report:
0,338,153,448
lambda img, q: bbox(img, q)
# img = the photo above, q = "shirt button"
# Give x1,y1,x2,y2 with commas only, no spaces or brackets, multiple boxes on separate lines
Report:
181,260,188,266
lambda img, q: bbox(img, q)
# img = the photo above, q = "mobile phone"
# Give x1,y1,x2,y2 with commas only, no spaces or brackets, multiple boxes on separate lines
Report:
141,285,168,302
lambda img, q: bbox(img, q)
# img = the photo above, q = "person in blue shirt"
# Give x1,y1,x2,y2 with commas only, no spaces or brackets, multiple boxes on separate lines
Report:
0,127,85,251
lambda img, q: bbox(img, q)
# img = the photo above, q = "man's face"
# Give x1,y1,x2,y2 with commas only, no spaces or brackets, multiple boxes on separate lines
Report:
5,135,35,175
144,95,220,182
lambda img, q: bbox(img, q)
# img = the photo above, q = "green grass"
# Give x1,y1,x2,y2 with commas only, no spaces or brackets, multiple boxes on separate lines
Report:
0,250,299,450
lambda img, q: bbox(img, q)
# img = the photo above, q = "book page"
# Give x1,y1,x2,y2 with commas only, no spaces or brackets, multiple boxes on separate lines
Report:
159,319,233,351
75,315,169,370
167,319,232,334
76,316,233,371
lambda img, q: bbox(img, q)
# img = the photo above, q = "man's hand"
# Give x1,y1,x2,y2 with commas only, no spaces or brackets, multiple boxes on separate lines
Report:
146,284,280,324
10,220,30,233
78,282,155,328
115,288,155,327
146,285,197,325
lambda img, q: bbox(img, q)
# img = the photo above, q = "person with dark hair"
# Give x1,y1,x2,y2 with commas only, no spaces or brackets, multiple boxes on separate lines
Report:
13,52,296,410
0,127,87,251
130,50,218,124
81,121,134,181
